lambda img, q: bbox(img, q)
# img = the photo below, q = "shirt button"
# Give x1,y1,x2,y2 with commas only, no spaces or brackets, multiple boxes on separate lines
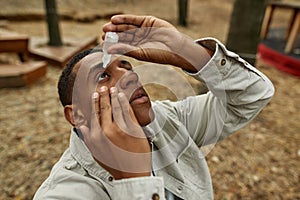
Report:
108,176,113,181
177,185,183,192
152,193,160,200
221,59,226,66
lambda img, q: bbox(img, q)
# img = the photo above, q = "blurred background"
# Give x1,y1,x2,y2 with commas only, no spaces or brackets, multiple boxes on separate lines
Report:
0,0,299,199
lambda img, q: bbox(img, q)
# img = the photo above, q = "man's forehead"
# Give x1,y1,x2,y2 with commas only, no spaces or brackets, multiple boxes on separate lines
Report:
73,52,103,72
72,52,104,97
81,52,104,65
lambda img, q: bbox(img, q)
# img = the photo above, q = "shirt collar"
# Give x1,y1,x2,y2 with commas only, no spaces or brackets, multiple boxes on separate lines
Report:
69,128,114,185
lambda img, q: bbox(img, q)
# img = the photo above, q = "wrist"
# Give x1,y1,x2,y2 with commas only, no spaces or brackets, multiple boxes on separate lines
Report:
95,157,151,180
174,37,212,72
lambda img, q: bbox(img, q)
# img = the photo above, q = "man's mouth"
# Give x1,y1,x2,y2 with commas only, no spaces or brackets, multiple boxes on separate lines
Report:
129,87,149,105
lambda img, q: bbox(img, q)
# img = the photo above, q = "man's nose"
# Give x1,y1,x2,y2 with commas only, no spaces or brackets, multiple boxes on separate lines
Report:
119,71,139,89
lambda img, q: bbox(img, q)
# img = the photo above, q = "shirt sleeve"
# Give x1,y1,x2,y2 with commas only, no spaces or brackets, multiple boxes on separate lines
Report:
176,37,275,146
111,176,165,200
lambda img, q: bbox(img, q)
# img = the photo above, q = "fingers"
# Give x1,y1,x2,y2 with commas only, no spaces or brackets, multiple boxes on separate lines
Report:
117,92,144,139
111,15,148,26
103,15,155,34
107,43,137,56
110,87,140,136
96,85,141,138
99,86,112,126
103,23,139,34
110,87,126,130
92,92,100,121
80,92,102,145
90,91,103,133
117,92,134,122
109,15,174,29
102,19,140,38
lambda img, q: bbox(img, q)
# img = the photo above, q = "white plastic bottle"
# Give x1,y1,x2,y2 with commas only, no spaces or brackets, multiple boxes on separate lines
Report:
102,32,119,68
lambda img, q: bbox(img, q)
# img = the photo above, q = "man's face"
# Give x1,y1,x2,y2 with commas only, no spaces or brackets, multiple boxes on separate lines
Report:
72,52,154,127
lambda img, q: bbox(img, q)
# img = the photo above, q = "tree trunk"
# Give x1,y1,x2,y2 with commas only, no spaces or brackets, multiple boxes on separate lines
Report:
45,0,62,46
178,0,188,26
226,0,270,64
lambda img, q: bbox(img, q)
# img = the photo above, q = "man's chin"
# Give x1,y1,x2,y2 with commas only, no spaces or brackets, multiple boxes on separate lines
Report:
134,106,154,127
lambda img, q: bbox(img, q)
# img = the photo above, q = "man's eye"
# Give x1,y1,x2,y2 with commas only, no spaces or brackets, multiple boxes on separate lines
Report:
97,73,109,82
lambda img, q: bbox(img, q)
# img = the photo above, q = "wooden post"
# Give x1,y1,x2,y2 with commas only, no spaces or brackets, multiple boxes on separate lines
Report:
178,0,188,26
285,11,300,54
45,0,63,46
226,0,270,64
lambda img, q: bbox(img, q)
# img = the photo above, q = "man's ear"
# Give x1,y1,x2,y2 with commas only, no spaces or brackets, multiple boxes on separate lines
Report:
64,105,75,126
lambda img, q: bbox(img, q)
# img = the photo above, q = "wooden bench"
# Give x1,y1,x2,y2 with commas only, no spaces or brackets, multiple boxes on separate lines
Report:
0,61,47,88
29,36,99,67
0,28,29,61
0,29,47,87
261,1,300,54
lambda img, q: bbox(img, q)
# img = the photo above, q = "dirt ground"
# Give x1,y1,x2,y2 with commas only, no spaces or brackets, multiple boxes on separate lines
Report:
0,0,299,199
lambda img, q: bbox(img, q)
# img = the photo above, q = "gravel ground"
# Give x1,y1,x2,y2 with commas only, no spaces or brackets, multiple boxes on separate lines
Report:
0,0,299,199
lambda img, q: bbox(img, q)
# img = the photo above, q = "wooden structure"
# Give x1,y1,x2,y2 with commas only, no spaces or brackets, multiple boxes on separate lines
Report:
0,61,47,88
29,36,98,67
28,0,99,68
261,1,300,54
0,29,29,62
226,0,269,65
0,29,47,88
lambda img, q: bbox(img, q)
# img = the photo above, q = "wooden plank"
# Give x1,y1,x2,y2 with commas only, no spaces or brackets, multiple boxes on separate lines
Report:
29,36,99,67
285,11,300,54
0,28,28,40
0,61,47,88
260,5,274,39
269,1,300,10
0,28,29,61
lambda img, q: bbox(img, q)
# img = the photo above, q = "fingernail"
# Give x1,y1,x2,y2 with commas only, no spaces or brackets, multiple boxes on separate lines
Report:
100,86,107,92
110,87,117,93
118,92,125,97
92,92,99,99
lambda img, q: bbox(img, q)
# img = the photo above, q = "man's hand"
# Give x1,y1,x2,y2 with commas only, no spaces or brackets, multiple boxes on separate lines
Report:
79,86,151,179
102,15,211,72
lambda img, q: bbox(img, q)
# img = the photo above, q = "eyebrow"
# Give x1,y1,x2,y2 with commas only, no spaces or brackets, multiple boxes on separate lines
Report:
87,62,104,80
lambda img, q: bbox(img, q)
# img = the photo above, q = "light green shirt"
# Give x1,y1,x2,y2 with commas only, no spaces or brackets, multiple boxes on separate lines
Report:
33,38,274,200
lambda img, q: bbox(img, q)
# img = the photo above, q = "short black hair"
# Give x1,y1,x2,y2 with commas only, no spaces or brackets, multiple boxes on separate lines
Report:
57,47,102,106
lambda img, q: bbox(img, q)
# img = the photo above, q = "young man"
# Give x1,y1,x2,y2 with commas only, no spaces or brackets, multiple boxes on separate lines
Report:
33,15,274,200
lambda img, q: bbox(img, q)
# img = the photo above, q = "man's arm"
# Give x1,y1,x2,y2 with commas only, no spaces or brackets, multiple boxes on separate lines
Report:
102,15,274,147
167,38,275,146
102,15,213,72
